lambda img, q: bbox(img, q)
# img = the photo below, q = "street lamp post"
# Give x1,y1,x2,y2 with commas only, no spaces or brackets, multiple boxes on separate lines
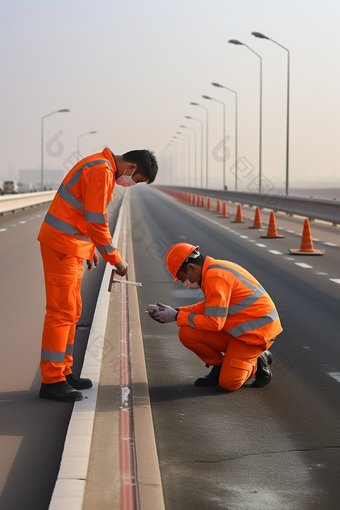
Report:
229,39,263,193
180,125,197,188
173,136,185,185
202,95,226,189
212,82,239,191
41,109,70,191
190,102,209,188
185,116,203,188
252,32,290,195
77,131,97,161
177,131,191,186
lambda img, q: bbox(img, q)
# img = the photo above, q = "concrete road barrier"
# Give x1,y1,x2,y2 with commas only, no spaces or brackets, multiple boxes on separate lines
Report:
0,191,56,215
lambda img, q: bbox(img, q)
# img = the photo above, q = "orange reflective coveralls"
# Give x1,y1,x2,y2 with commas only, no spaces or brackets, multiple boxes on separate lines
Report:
177,256,283,391
38,148,122,383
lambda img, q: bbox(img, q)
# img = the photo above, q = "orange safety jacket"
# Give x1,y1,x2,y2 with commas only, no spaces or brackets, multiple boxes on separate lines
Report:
177,256,282,345
37,148,121,265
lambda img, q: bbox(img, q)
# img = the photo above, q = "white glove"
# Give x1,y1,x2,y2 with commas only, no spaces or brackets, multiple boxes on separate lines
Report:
153,302,178,323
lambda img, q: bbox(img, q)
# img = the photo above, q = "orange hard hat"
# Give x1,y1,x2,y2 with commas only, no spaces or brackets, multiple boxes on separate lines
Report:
165,243,200,282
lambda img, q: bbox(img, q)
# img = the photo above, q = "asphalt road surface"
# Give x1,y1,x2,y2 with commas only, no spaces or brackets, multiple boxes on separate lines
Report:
0,194,122,510
130,185,340,510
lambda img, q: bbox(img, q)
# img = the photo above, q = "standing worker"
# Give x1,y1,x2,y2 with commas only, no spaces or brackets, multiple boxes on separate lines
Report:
38,148,158,402
149,243,282,391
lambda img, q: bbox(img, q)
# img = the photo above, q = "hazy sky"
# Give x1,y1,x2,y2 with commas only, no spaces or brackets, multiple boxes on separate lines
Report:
0,0,339,190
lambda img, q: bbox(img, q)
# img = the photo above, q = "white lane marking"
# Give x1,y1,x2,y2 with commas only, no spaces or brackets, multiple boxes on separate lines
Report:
269,250,282,255
323,242,337,246
283,256,295,260
287,230,295,233
36,215,41,217
315,272,327,275
229,230,235,232
303,346,310,349
30,217,35,220
256,243,267,248
248,239,256,243
329,372,340,383
19,221,26,224
240,235,249,239
0,228,7,232
295,263,313,268
313,238,320,242
11,224,16,227
330,279,340,285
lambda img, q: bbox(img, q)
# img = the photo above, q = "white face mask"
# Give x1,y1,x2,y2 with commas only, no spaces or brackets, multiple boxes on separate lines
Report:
116,167,137,187
182,279,200,290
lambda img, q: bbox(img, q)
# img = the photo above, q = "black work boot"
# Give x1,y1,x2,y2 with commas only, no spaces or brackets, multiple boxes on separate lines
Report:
66,373,93,390
194,365,222,387
39,381,83,402
252,350,273,387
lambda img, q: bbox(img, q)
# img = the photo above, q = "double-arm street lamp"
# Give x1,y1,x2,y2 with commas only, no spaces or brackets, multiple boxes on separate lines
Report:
202,95,226,190
190,102,209,188
212,83,239,190
77,131,97,161
41,109,70,191
229,39,263,193
185,116,203,188
252,32,290,195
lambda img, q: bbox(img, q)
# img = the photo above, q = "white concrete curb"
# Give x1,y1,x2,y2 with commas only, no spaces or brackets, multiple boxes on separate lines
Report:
48,191,127,510
0,191,56,214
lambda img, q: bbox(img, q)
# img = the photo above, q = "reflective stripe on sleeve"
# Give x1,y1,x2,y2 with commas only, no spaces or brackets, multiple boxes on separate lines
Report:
228,285,266,316
204,306,229,317
207,264,258,291
84,210,107,224
97,242,117,254
227,308,279,338
58,183,84,211
65,159,112,191
65,344,74,355
188,312,196,328
41,349,65,363
44,212,92,242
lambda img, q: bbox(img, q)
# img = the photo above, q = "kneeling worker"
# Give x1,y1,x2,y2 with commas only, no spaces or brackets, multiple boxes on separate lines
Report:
150,243,282,391
38,148,158,402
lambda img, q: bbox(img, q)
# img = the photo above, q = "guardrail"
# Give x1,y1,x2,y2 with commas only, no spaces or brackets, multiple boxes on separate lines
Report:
0,191,56,215
155,186,340,226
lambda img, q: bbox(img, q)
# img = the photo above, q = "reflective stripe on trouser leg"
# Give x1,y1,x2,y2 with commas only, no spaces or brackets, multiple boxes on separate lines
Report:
178,326,227,366
40,243,83,384
64,273,82,376
219,334,274,392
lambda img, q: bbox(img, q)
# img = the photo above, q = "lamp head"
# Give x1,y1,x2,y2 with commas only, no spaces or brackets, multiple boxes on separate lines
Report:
180,125,186,128
58,109,70,112
251,31,269,39
228,39,243,45
212,82,222,88
190,102,199,105
185,116,192,119
202,95,212,100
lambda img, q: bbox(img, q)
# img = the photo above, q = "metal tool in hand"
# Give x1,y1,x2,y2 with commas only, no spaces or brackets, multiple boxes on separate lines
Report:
108,269,142,292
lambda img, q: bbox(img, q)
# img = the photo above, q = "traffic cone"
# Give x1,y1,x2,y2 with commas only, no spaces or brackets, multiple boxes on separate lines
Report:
216,198,221,214
220,201,228,218
201,196,205,207
206,197,211,210
249,207,262,229
261,211,284,238
232,204,245,223
289,219,324,255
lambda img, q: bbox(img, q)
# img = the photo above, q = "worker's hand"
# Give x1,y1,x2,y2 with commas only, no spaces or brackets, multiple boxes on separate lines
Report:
116,259,128,277
153,302,178,323
86,252,99,271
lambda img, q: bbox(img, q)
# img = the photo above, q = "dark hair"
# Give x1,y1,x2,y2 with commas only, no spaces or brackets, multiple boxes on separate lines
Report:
122,149,158,184
179,254,205,274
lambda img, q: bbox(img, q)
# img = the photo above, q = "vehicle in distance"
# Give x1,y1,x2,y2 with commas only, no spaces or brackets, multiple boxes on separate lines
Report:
3,181,19,194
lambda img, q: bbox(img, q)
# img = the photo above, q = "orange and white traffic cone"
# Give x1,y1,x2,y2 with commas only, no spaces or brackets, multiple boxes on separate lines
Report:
201,196,205,207
261,211,284,238
232,204,245,223
289,219,324,255
220,201,228,218
216,198,221,214
249,207,262,229
206,197,211,210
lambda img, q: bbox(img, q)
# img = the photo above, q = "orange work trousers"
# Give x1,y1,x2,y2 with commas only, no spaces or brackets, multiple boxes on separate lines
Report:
179,326,274,392
40,243,83,384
